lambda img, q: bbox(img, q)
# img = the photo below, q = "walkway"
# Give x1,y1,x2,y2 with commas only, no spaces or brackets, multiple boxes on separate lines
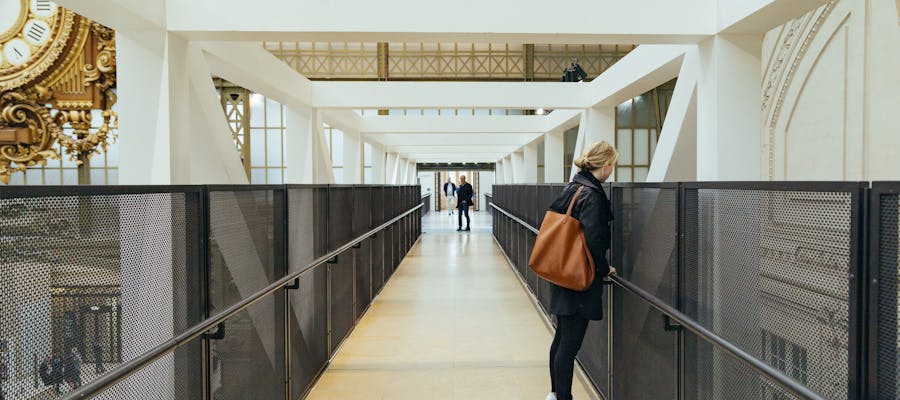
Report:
306,210,600,400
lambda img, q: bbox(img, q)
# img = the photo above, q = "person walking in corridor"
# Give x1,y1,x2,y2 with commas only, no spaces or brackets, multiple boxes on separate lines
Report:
443,177,457,215
546,141,618,400
456,175,474,231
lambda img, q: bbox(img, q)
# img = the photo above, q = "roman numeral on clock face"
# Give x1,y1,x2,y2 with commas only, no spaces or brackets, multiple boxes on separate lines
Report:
12,47,23,57
36,0,51,12
27,23,47,42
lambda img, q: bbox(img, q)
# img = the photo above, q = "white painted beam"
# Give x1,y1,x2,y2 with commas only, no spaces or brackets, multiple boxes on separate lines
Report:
167,0,715,43
718,0,831,34
587,45,687,107
359,115,547,134
313,82,588,109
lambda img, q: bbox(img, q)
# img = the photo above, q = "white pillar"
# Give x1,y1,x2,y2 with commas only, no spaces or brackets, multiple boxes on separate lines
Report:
503,155,514,183
342,130,363,184
512,151,526,183
117,30,177,184
399,158,410,184
371,142,387,184
386,152,399,184
697,35,762,180
523,141,539,183
407,161,417,184
544,130,564,183
571,107,615,181
284,107,318,183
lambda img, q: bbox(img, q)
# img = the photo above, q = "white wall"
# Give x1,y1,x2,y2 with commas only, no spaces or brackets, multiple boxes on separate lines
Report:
762,0,900,180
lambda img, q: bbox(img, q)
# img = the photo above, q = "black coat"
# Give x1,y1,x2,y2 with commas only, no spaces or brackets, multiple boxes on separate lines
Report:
546,171,613,320
456,183,474,209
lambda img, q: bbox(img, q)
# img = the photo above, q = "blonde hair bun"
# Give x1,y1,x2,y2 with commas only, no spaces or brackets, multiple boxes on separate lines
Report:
575,141,618,172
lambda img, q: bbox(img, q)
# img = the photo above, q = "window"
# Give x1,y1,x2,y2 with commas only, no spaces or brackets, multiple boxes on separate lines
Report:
323,124,344,183
363,142,373,183
614,78,675,182
761,330,809,393
248,94,285,184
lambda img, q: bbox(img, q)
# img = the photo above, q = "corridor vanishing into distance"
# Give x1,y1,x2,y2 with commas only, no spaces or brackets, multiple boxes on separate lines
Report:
306,211,600,399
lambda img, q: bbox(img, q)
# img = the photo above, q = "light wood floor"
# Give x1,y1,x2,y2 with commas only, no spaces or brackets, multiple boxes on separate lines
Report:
306,211,600,400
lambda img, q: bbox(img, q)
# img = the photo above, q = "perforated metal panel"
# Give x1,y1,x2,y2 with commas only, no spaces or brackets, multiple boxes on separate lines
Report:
328,250,355,355
684,187,853,400
877,191,899,400
354,238,373,319
0,191,201,399
288,263,328,400
209,189,284,400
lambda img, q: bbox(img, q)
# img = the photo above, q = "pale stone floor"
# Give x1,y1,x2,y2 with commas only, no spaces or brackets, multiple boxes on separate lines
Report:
306,211,600,400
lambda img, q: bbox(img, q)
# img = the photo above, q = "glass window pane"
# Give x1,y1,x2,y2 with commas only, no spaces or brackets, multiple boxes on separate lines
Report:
564,127,578,165
9,171,24,185
91,150,106,166
439,109,455,116
634,167,649,182
616,129,633,165
251,168,266,184
364,167,373,184
389,109,403,116
106,142,119,167
265,98,282,127
364,143,372,166
63,169,77,185
506,109,524,116
474,108,490,116
250,94,265,127
422,109,438,116
331,130,344,166
616,100,632,128
251,129,266,167
44,169,61,185
537,141,545,164
650,129,658,162
490,109,504,116
90,169,106,184
107,169,118,184
459,109,473,116
267,168,283,184
634,94,650,127
332,167,344,184
267,131,282,167
26,169,43,184
617,167,632,183
634,129,650,165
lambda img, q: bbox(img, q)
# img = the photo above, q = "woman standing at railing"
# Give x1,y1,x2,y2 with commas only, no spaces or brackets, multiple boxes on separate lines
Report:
546,141,618,400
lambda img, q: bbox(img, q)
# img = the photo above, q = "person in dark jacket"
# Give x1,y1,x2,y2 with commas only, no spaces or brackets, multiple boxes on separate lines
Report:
456,175,474,231
443,178,457,215
545,141,618,400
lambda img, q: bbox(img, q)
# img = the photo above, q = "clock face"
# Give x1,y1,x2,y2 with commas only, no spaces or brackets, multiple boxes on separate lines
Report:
0,0,69,90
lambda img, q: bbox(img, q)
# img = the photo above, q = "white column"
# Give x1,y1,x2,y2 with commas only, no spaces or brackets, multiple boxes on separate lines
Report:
544,130,564,183
512,151,526,183
371,142,387,184
116,30,177,184
503,155,514,183
284,107,317,183
697,34,762,180
407,161,417,184
399,158,410,183
571,106,615,181
495,159,504,184
386,152,399,184
523,141,539,183
342,130,363,183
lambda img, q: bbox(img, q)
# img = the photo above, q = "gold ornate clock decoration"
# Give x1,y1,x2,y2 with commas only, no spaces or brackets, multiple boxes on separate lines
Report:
0,0,118,184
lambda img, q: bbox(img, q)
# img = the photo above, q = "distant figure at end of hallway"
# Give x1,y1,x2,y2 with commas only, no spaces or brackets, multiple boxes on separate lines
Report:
456,175,473,231
443,177,457,216
546,141,618,400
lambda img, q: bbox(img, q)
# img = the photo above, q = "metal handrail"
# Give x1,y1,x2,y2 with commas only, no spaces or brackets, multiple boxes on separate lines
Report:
64,202,424,399
489,202,825,400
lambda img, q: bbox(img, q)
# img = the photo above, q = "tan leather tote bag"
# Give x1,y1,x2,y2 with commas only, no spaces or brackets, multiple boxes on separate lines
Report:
528,186,596,291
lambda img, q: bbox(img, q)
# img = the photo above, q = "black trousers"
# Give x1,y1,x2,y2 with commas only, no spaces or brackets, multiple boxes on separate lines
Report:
457,205,470,228
550,314,590,400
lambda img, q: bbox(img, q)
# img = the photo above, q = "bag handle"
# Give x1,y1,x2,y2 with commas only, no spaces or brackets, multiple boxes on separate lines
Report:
565,186,585,217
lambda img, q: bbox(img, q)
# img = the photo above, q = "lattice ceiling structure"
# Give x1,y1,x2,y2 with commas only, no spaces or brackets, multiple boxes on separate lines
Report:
264,42,635,81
